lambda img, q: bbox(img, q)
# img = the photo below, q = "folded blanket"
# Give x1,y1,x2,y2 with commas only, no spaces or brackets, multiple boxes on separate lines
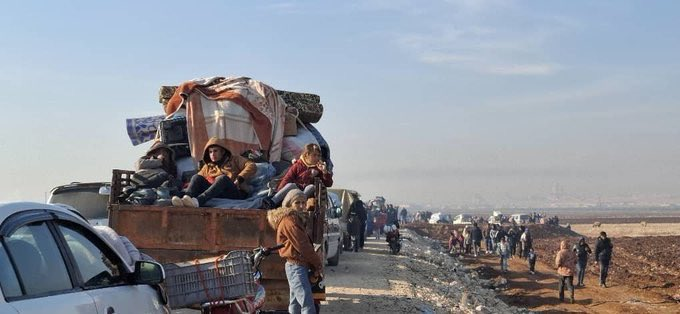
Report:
126,115,165,146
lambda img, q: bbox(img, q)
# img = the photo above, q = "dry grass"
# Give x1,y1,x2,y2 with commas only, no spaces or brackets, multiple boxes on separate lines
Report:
570,223,680,238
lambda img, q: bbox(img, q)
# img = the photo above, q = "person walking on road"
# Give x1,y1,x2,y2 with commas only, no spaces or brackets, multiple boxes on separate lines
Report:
507,227,518,257
483,224,492,254
489,224,499,254
350,199,367,250
520,227,533,259
462,225,472,255
594,231,614,288
555,240,577,304
527,247,537,274
267,190,321,314
573,237,592,287
497,236,510,273
470,222,483,257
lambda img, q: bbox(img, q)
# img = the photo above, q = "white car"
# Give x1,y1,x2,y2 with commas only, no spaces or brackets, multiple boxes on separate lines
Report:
453,214,474,225
428,212,452,224
511,213,531,224
0,202,169,314
324,193,342,266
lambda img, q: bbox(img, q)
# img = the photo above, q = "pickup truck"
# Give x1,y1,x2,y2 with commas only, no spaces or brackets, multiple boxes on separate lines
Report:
107,170,328,311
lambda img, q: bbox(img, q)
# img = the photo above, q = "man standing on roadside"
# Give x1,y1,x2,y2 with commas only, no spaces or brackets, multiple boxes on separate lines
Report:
555,240,577,304
594,231,614,288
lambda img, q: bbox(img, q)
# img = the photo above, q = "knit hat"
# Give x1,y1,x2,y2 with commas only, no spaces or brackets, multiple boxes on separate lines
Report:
282,189,306,208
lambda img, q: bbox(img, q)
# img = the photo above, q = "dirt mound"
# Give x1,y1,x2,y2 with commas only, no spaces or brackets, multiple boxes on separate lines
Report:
406,222,581,243
526,224,582,239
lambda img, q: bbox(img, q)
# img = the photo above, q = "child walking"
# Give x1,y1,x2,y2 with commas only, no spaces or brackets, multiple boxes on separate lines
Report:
528,247,537,274
497,236,510,273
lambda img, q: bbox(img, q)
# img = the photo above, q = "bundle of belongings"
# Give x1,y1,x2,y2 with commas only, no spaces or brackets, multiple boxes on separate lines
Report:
123,76,332,209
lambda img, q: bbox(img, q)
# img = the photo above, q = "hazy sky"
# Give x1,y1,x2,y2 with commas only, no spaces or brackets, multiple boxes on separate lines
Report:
1,1,679,207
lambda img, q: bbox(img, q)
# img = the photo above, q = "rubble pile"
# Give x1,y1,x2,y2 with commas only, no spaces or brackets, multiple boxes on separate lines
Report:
399,230,531,314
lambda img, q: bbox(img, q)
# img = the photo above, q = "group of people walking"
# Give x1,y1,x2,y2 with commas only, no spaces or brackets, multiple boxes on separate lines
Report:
554,231,614,303
447,222,615,305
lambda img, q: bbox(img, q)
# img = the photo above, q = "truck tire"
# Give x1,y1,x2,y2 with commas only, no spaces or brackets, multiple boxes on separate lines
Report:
327,244,340,266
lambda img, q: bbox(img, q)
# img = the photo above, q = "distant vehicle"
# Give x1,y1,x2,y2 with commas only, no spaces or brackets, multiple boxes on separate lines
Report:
453,214,474,225
488,211,506,224
47,182,110,225
324,192,343,266
511,213,531,224
428,212,452,224
0,201,168,314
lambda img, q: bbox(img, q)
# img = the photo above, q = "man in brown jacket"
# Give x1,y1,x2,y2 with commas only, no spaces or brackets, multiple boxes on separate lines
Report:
555,240,577,303
267,190,321,314
173,137,256,207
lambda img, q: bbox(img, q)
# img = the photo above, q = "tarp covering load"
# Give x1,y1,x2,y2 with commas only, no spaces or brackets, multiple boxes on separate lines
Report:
163,77,286,162
122,75,333,209
160,85,324,124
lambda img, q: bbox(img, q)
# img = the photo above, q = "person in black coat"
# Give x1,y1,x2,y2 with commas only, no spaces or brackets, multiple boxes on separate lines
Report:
470,222,483,257
350,200,368,250
594,231,613,288
573,237,592,286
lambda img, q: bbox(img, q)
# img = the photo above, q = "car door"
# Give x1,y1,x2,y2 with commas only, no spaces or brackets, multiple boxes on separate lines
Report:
1,221,97,314
53,221,166,314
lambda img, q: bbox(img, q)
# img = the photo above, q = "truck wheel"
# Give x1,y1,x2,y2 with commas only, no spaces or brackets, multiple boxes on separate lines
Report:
327,245,340,266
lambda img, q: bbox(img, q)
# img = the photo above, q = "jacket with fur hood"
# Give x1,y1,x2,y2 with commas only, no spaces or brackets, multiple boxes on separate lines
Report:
198,137,257,184
267,191,322,271
555,240,577,276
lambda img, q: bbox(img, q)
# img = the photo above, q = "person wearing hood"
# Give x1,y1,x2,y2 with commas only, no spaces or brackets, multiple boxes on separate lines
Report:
594,231,614,288
135,141,181,189
172,137,256,207
555,240,577,303
262,143,333,209
573,237,592,287
267,190,322,314
135,141,177,177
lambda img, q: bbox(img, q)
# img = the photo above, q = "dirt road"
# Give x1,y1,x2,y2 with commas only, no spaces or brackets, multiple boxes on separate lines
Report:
320,232,524,313
320,237,444,313
461,252,680,313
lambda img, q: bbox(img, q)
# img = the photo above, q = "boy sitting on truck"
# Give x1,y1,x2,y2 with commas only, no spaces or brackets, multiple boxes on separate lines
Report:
172,137,257,207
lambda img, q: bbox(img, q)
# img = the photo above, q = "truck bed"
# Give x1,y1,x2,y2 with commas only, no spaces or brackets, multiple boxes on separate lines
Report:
107,169,327,310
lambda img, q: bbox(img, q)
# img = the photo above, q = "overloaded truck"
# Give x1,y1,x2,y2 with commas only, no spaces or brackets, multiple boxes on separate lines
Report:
106,77,334,311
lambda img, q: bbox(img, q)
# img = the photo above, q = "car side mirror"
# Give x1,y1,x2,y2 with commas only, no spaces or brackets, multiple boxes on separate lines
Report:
133,260,165,285
98,185,111,196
